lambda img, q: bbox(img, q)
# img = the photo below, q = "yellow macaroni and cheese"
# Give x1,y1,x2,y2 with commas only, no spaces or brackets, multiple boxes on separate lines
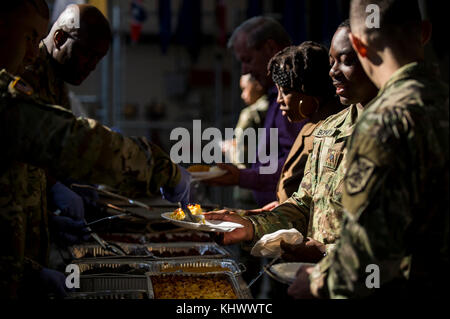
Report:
170,204,205,223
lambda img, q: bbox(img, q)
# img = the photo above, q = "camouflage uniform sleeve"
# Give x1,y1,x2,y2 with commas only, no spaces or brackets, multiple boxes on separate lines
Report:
0,79,180,197
310,112,413,299
244,153,313,245
0,205,26,298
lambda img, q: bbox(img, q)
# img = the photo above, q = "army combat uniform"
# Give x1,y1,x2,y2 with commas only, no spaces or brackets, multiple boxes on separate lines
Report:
0,69,180,298
244,104,364,251
310,62,449,299
22,42,71,109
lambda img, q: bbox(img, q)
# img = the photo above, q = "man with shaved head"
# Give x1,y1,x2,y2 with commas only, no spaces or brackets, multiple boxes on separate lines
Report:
0,0,190,299
23,4,111,108
291,0,449,299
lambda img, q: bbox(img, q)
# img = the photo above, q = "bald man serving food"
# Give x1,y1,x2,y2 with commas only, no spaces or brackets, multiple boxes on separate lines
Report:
23,4,111,108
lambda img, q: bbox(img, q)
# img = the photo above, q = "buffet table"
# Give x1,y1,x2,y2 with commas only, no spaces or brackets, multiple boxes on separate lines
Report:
53,195,254,299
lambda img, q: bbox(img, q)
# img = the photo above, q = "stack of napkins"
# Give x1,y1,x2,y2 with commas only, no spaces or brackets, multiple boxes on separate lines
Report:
250,228,303,258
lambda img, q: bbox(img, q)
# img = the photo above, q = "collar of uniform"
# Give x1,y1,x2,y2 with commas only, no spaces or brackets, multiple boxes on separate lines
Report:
378,62,422,97
338,104,364,138
314,104,362,139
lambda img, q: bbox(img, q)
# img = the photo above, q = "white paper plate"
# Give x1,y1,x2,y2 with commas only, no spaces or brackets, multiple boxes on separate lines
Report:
161,212,244,233
190,168,227,182
267,262,316,284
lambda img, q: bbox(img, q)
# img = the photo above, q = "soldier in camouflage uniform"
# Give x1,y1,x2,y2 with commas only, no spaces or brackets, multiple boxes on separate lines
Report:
0,1,189,298
204,29,377,258
22,42,71,109
291,0,449,299
19,4,112,247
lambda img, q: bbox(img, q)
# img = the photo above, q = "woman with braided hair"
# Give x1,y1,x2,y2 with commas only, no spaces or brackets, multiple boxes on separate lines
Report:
268,41,340,124
261,41,343,207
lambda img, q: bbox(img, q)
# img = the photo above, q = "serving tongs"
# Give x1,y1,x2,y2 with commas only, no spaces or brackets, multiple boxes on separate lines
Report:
178,202,202,223
70,183,152,211
86,224,128,256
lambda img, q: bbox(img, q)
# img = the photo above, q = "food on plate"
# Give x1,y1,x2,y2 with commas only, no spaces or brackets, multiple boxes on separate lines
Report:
169,204,205,223
150,274,237,299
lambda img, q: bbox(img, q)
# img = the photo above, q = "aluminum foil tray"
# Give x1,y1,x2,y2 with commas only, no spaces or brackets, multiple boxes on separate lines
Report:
146,272,252,299
69,244,151,259
145,242,230,259
144,258,246,276
73,260,154,275
79,275,148,292
69,242,230,260
98,231,213,244
69,290,148,299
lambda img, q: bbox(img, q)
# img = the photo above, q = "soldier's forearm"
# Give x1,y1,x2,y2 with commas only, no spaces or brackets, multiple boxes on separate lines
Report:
4,99,178,196
247,201,309,242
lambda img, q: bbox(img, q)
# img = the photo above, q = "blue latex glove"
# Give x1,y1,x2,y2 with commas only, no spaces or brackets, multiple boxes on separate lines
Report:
49,215,90,246
49,182,84,221
39,268,68,298
160,165,191,205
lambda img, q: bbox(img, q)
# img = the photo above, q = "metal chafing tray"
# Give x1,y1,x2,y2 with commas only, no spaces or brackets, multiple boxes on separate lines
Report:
69,242,230,260
68,259,251,299
72,258,245,276
69,290,149,299
79,275,148,292
144,258,246,275
73,259,154,275
97,231,214,244
144,243,231,259
146,272,252,299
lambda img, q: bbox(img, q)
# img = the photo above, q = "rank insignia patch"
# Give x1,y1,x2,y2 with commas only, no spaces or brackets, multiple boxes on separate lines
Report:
9,77,33,96
345,156,375,195
324,149,342,170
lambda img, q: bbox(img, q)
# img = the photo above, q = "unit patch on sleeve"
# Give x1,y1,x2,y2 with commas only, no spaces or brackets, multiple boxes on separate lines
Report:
345,156,376,195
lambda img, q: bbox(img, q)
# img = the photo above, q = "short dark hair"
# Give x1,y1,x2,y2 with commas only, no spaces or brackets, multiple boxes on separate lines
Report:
0,0,49,19
350,0,422,45
268,41,335,99
228,16,292,50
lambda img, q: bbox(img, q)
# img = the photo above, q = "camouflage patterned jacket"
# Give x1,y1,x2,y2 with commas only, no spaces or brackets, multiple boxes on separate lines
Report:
245,104,364,250
0,69,180,298
22,42,71,109
310,62,449,299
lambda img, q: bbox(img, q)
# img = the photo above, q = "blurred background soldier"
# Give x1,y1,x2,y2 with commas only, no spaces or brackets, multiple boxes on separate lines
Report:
222,74,268,209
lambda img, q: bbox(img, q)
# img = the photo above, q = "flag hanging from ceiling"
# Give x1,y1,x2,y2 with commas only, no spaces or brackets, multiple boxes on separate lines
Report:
130,0,148,44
